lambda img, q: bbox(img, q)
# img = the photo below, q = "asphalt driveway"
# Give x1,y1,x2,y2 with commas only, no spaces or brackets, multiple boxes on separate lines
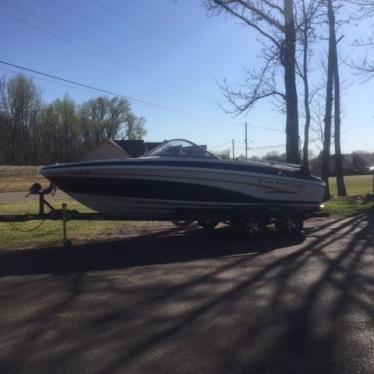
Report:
0,214,373,373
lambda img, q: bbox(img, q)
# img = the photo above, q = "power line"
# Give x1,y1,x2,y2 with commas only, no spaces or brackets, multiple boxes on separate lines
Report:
0,5,288,131
0,59,246,125
92,0,204,63
0,9,140,73
0,61,287,134
0,60,165,109
3,62,283,153
93,0,171,45
210,140,232,150
0,0,129,60
0,6,209,100
0,3,287,136
0,66,108,97
55,1,210,99
54,1,207,93
54,1,133,45
247,123,283,132
133,0,161,18
250,144,286,150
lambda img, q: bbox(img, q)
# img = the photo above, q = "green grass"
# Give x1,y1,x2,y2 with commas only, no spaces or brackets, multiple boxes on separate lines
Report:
0,197,171,250
323,175,374,216
329,175,373,196
322,195,374,216
0,175,49,192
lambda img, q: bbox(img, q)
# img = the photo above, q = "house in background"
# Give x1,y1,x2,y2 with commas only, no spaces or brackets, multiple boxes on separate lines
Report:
353,153,374,173
329,154,358,176
328,153,374,176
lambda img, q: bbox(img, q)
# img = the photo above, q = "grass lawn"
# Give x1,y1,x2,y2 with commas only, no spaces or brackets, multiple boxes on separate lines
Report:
329,175,373,196
0,175,49,192
323,195,374,216
324,175,374,216
0,197,172,250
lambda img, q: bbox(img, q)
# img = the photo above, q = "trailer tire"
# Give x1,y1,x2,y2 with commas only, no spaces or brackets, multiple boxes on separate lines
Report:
275,212,304,236
238,213,267,239
198,220,219,230
172,220,193,228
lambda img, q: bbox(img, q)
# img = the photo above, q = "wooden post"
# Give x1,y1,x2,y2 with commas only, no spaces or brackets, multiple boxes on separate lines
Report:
39,192,44,215
245,122,248,160
62,203,72,247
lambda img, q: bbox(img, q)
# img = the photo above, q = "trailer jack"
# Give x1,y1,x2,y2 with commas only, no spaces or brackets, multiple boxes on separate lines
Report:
0,183,107,247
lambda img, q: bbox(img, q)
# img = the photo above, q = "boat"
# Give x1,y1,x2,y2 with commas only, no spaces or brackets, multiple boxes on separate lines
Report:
42,139,326,236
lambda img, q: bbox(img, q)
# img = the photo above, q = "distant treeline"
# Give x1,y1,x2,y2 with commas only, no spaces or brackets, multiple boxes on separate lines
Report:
0,74,146,165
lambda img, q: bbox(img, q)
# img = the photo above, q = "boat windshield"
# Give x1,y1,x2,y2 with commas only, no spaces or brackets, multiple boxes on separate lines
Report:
145,139,219,159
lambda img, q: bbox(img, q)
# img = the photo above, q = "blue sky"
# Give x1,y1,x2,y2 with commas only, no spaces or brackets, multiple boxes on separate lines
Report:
0,0,373,157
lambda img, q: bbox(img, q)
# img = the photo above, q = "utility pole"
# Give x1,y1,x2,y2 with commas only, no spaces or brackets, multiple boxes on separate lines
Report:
245,122,248,160
232,139,235,160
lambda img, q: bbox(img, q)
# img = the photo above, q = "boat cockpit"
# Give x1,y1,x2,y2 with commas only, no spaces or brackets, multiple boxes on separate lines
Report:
144,139,219,160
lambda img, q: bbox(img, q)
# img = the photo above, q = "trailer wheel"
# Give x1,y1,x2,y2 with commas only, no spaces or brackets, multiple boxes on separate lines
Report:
239,214,267,239
198,220,219,230
172,220,193,228
275,212,304,236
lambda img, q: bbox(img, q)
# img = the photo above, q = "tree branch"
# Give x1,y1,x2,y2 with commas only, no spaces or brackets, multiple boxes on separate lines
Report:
236,0,284,31
214,0,282,47
262,0,285,15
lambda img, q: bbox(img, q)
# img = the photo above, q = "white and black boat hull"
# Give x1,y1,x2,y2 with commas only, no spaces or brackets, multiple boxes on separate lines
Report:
42,160,326,220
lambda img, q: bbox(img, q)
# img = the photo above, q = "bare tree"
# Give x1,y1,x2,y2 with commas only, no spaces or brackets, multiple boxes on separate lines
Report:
320,10,334,199
295,0,322,171
206,0,300,163
310,92,326,151
43,96,81,163
0,111,9,163
0,74,147,165
320,0,347,199
80,96,146,145
0,74,41,164
125,114,146,140
349,1,374,78
329,0,346,196
80,97,131,144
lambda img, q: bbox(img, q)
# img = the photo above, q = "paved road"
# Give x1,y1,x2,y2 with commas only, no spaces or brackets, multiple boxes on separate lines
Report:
0,215,373,374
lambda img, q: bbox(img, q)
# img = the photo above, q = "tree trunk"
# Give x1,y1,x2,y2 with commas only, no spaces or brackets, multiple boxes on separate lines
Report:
301,0,311,171
328,0,347,196
284,0,300,164
321,11,334,200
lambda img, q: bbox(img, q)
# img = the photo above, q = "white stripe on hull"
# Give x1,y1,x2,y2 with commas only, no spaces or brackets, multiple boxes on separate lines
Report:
69,193,320,219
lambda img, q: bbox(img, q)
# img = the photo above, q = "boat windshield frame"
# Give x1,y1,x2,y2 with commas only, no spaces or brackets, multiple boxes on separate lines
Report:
143,139,220,160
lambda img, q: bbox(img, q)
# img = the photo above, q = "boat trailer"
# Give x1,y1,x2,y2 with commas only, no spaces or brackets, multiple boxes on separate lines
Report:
0,183,330,248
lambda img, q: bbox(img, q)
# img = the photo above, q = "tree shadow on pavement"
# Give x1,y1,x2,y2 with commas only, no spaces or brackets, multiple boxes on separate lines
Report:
0,223,306,276
0,214,373,374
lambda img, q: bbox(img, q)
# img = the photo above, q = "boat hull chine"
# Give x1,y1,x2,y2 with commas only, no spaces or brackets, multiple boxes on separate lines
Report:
67,193,321,220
